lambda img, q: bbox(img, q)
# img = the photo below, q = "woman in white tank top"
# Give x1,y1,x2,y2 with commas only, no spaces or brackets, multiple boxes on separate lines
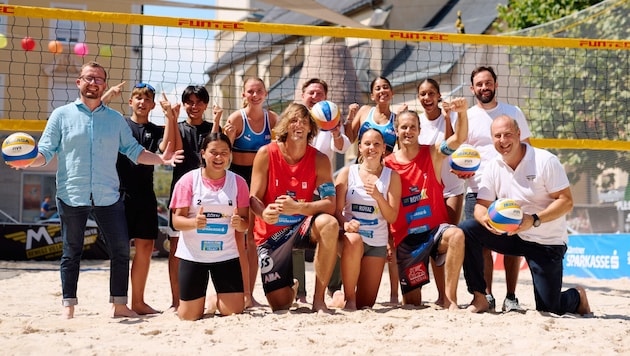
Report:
333,128,401,310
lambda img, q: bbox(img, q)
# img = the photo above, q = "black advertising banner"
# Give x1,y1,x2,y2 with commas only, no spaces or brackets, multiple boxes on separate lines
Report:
0,223,109,261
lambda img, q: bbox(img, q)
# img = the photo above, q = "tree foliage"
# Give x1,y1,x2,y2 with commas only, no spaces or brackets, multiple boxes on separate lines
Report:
496,1,630,193
496,0,603,31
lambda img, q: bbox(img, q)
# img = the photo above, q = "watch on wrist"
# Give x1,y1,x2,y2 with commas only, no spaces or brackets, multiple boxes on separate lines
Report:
532,213,541,227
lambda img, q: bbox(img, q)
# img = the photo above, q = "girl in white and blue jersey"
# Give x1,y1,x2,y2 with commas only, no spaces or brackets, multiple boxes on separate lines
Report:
334,128,401,310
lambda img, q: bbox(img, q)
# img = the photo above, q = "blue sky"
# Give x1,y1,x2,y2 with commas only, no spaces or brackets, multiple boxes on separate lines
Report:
142,1,218,123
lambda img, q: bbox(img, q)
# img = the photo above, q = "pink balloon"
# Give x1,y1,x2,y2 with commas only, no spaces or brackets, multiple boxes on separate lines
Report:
73,42,89,57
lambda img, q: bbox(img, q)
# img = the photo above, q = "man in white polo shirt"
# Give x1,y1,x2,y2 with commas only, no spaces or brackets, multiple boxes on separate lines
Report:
460,115,591,316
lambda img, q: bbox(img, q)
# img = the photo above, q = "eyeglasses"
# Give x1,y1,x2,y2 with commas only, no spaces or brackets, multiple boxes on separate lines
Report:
207,151,230,158
135,83,156,93
80,76,106,85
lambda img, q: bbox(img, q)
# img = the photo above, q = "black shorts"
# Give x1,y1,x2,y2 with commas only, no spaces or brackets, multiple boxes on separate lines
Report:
229,163,253,186
396,223,451,294
257,216,317,294
123,191,158,240
178,257,244,301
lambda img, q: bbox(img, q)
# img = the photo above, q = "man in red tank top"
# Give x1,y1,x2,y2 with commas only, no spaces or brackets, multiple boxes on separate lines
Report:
384,100,470,311
250,102,339,312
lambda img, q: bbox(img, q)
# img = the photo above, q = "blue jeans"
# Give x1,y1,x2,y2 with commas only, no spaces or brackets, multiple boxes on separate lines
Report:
459,219,580,315
57,197,130,306
464,193,477,220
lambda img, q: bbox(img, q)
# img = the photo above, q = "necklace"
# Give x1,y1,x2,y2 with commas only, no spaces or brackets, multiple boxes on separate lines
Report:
361,164,382,174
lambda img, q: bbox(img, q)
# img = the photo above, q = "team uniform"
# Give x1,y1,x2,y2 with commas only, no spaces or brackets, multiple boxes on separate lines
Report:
253,142,324,294
459,102,531,218
358,108,397,154
418,112,465,198
117,118,163,239
168,120,217,231
342,164,392,257
169,169,249,301
460,144,581,314
385,146,454,294
230,109,273,184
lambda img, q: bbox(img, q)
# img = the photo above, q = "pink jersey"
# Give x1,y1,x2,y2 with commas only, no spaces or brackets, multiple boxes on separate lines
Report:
170,169,250,210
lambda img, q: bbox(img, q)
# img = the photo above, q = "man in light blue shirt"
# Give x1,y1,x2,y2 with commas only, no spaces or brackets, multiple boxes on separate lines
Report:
30,61,183,319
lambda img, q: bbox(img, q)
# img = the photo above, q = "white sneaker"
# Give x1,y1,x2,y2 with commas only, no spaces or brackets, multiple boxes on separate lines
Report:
502,297,525,313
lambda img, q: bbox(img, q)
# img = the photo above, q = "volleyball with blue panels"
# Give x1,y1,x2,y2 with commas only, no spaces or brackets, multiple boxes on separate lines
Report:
487,198,523,233
310,100,341,131
449,144,481,174
2,132,38,168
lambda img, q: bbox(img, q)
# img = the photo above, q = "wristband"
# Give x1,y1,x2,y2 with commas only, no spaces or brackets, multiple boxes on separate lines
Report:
440,141,456,156
318,182,336,198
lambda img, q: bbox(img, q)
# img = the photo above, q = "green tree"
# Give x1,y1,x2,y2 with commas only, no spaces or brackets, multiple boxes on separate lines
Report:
496,0,603,31
496,1,630,194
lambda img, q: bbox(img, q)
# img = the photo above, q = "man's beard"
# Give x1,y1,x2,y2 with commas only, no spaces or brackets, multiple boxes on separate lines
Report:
476,89,495,104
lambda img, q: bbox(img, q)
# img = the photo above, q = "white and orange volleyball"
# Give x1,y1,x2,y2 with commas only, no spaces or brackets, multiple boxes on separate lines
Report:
2,132,38,168
449,144,481,174
487,198,523,233
310,100,341,131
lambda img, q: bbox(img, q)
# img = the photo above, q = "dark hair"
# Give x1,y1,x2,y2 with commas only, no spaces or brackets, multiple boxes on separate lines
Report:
370,76,392,92
80,61,107,79
358,127,384,145
198,132,231,168
200,132,232,152
470,66,497,85
182,85,210,104
357,128,385,164
302,78,328,95
417,78,440,94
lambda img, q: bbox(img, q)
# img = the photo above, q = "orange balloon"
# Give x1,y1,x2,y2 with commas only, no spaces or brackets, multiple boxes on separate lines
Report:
48,40,63,54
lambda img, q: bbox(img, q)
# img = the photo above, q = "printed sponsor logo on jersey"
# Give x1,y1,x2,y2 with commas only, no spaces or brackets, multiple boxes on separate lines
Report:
204,211,225,219
200,240,223,251
409,225,429,235
402,193,424,206
352,204,375,214
406,206,431,224
197,223,228,235
355,217,378,226
359,230,374,239
277,214,304,226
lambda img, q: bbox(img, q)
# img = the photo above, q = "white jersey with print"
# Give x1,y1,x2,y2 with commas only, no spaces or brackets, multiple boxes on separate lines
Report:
342,164,392,247
176,169,239,263
458,102,532,194
418,111,465,197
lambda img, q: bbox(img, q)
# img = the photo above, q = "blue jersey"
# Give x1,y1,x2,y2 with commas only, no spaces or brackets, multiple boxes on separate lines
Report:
359,107,397,153
233,109,272,153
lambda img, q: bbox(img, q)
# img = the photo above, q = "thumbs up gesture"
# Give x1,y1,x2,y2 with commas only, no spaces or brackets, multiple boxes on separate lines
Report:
196,206,207,229
231,207,248,232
